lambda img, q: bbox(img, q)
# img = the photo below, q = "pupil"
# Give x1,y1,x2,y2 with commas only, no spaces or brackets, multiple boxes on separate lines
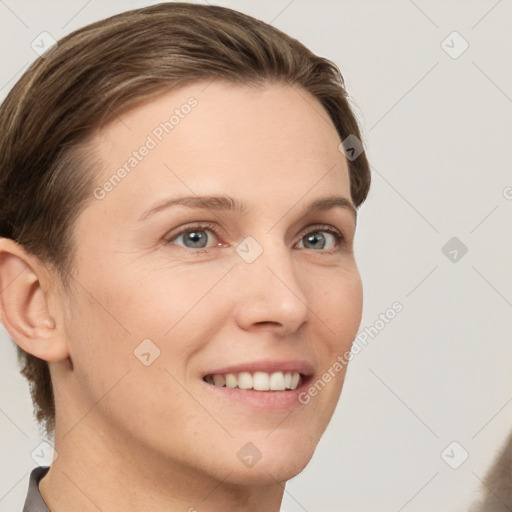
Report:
186,231,207,248
306,232,325,249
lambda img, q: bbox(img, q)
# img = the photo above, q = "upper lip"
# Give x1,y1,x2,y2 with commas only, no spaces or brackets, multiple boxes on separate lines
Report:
202,359,315,378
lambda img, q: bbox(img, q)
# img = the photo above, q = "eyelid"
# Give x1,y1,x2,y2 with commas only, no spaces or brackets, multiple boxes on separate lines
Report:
296,223,344,241
164,221,223,244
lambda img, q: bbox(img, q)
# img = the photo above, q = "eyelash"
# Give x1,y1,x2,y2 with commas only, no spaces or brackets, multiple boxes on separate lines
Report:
165,222,345,253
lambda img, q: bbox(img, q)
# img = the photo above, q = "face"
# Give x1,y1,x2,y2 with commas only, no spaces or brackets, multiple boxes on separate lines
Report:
57,81,363,485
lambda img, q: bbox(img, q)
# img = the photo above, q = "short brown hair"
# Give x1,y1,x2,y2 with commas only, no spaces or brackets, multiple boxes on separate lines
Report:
0,2,370,438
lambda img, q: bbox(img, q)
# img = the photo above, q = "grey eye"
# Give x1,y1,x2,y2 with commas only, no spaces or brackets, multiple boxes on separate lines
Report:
174,229,211,249
297,231,338,250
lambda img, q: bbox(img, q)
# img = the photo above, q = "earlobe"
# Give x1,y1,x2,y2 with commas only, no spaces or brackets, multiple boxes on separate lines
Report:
0,238,69,362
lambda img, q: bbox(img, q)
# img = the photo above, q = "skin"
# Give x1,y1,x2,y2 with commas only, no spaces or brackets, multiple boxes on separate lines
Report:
0,81,363,512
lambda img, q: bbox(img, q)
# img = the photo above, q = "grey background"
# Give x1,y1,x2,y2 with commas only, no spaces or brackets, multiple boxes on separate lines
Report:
1,1,511,511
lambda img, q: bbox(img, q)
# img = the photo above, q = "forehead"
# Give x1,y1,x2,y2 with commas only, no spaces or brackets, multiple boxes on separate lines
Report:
87,81,350,219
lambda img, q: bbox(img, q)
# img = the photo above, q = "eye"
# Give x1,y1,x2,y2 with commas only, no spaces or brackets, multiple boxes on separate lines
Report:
296,226,344,251
165,222,222,250
165,223,345,253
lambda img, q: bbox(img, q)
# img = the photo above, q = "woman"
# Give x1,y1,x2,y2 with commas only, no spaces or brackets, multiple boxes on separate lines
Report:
0,3,370,511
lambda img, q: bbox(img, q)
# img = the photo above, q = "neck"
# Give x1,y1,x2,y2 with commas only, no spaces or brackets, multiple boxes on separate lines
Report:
38,418,285,512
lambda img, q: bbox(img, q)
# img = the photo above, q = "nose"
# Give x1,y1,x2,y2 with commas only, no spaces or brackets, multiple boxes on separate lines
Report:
231,241,309,336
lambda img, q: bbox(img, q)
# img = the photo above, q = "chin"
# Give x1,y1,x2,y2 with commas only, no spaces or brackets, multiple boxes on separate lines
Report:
222,452,315,487
219,428,321,485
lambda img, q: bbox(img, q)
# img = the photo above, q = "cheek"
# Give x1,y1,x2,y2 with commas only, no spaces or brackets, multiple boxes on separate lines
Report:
312,265,363,347
306,267,362,404
121,263,234,342
61,287,134,408
74,256,228,332
63,262,234,408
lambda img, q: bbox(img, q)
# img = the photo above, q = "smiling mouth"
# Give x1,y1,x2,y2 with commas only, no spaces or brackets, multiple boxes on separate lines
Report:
203,371,303,391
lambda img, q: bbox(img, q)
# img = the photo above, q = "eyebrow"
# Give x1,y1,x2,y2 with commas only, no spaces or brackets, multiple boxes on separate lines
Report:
137,194,357,222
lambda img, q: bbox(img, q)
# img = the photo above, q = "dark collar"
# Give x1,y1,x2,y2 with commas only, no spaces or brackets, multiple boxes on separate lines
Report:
23,466,50,512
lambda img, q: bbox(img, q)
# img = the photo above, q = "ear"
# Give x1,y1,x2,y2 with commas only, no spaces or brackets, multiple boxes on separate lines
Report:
0,237,69,362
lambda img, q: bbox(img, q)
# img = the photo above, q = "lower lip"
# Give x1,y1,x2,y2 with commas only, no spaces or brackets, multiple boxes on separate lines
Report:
201,377,312,410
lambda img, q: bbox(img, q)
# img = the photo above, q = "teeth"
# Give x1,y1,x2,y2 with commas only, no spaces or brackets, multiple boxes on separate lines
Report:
269,371,286,390
213,374,226,387
238,372,253,389
225,373,237,389
205,371,302,391
253,371,270,391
